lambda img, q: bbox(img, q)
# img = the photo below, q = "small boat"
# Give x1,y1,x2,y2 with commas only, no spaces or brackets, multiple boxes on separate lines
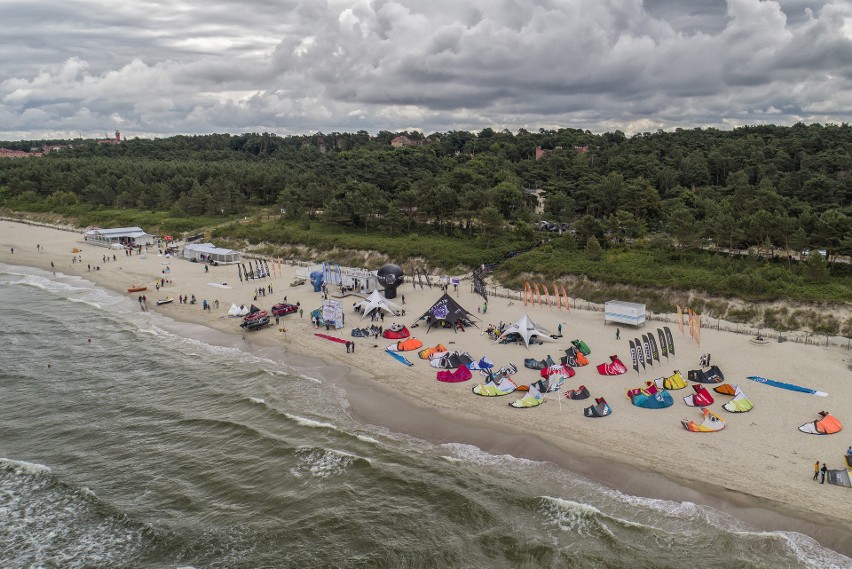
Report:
127,285,148,293
156,298,174,305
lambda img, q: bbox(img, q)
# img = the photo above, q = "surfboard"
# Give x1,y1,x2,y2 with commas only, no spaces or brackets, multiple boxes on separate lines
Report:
746,375,827,397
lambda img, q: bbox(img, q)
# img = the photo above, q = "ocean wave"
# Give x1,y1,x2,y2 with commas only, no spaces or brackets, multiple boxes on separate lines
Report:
0,456,148,568
1,270,120,310
0,457,52,475
439,442,539,467
281,412,339,431
290,446,369,479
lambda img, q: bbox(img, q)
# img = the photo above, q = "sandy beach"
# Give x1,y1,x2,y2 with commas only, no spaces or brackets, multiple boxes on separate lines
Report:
3,220,851,554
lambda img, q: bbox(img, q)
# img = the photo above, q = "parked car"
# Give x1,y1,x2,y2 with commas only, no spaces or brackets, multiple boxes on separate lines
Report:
271,302,299,316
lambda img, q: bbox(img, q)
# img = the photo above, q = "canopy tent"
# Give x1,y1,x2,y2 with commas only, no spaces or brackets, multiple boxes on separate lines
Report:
497,314,555,348
415,293,479,333
356,290,401,318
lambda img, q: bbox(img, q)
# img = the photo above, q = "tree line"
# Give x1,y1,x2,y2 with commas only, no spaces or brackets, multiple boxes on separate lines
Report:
0,123,850,268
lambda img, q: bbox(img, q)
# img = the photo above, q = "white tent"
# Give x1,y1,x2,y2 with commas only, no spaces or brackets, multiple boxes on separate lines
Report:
228,303,249,317
355,290,402,318
497,314,556,348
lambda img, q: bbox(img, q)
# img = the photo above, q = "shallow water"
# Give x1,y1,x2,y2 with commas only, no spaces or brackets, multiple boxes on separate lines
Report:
1,264,850,569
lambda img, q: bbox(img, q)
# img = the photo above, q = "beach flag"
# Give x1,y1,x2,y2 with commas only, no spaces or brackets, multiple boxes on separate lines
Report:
560,285,570,312
677,305,684,334
523,282,532,305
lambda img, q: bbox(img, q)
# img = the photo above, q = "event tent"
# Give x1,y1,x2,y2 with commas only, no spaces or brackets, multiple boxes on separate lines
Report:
415,293,479,333
497,314,555,348
356,290,401,318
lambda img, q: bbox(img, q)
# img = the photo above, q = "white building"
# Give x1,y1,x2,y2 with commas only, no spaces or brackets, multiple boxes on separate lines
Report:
182,243,242,264
84,227,156,248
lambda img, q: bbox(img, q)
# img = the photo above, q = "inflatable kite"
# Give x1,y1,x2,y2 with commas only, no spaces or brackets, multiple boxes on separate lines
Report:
383,324,410,339
472,371,518,397
418,343,448,359
584,397,612,417
798,411,842,435
431,351,474,369
387,337,423,352
654,371,687,391
565,385,590,400
525,355,555,370
628,386,674,409
563,346,589,367
386,350,414,367
596,355,628,376
436,366,473,383
510,379,548,408
683,384,714,407
713,383,737,396
721,386,753,413
688,366,724,384
682,408,726,432
467,357,494,371
540,363,576,379
571,339,591,356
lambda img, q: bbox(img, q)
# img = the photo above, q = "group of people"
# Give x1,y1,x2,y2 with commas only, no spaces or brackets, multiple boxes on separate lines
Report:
699,353,712,367
178,294,196,305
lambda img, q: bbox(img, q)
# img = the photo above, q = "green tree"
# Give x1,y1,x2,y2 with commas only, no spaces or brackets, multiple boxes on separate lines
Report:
585,236,603,260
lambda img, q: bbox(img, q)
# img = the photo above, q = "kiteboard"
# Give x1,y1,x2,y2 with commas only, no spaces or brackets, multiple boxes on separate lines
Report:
747,375,827,397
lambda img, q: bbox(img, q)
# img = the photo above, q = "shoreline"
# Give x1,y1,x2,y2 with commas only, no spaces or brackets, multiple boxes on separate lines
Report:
2,220,851,557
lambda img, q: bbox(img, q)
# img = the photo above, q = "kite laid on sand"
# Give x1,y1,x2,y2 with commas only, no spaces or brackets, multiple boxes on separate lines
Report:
682,408,726,432
798,411,842,435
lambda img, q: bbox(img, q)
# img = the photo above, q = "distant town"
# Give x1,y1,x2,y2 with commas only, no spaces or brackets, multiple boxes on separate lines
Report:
0,131,122,158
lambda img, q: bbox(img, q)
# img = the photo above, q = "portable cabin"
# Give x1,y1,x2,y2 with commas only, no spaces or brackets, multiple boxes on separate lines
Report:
604,300,646,326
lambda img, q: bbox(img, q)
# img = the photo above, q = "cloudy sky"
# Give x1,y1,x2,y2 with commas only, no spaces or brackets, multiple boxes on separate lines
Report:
2,0,851,140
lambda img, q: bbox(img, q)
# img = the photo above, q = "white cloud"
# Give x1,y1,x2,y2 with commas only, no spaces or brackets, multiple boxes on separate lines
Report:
1,0,852,140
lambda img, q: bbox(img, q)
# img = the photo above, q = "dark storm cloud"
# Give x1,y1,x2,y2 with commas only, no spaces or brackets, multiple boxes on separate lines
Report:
1,0,851,140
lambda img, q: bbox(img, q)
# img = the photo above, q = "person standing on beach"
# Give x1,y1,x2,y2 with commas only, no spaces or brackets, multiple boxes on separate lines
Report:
351,341,355,353
616,328,620,340
820,463,827,483
346,341,351,353
707,353,712,366
814,461,820,480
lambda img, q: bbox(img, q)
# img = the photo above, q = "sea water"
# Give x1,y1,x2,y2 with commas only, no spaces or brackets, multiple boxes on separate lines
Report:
1,264,850,569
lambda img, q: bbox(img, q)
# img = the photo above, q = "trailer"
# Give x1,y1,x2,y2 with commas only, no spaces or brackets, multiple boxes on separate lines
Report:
604,301,646,327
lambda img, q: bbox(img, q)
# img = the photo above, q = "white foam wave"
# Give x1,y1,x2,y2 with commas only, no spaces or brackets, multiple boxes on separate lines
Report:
282,412,338,431
249,397,265,404
0,457,52,475
542,495,653,532
290,447,367,479
3,271,120,310
355,434,380,445
540,496,616,539
440,442,539,467
602,488,737,529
